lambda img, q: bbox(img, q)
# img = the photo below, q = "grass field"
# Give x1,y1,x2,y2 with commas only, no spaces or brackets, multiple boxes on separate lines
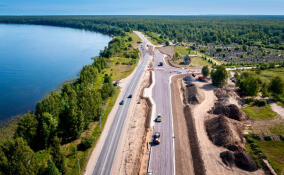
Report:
172,46,218,67
269,122,284,135
243,104,278,120
258,141,284,175
246,135,284,175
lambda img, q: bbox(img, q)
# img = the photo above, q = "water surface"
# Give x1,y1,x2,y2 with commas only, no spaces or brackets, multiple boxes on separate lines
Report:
0,24,111,121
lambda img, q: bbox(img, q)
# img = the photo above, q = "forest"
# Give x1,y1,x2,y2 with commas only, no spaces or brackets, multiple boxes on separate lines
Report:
0,15,283,50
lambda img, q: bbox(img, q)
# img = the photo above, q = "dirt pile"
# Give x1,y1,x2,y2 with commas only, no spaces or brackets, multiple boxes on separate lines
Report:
220,151,258,172
183,83,205,105
212,103,249,121
205,115,244,151
220,151,235,167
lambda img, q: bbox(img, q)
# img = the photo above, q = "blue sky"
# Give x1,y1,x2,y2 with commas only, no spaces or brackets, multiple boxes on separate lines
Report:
0,0,283,15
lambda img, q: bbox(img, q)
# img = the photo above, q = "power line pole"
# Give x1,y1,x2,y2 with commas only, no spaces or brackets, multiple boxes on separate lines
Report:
99,115,101,132
78,159,80,175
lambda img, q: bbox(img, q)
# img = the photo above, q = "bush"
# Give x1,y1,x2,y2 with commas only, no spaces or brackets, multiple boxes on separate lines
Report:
202,65,210,77
211,65,228,87
269,76,284,94
253,100,267,107
78,136,93,151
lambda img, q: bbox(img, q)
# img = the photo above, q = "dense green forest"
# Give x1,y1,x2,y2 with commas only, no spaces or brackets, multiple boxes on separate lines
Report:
0,34,139,174
0,15,283,49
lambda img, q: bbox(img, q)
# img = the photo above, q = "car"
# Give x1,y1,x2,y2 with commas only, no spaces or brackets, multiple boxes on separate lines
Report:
153,132,160,144
156,114,162,122
158,62,163,66
119,100,124,105
128,94,132,98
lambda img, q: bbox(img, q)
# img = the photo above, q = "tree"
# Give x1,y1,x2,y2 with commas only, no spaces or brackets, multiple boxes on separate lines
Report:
269,76,284,94
237,72,260,96
0,138,39,175
36,112,58,149
165,40,170,46
15,112,38,147
201,65,210,77
211,65,228,87
45,160,61,175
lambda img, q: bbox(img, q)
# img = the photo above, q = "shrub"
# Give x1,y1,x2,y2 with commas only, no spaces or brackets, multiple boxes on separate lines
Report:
78,136,93,151
201,65,210,77
269,76,284,94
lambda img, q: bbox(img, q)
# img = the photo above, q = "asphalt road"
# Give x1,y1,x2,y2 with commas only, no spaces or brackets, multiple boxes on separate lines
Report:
149,49,201,175
91,32,152,175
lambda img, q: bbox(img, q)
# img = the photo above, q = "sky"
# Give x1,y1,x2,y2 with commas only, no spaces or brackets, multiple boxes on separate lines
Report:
0,0,283,15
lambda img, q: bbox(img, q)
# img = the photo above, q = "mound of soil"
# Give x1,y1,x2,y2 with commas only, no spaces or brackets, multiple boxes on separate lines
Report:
212,103,248,121
220,151,258,172
234,151,258,172
183,83,205,105
205,115,243,151
214,88,230,100
220,151,235,167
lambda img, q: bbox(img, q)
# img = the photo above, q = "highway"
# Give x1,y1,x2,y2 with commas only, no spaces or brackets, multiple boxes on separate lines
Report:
91,31,152,175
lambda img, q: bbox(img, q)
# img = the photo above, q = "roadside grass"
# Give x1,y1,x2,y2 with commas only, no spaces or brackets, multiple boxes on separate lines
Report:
144,31,164,45
0,118,18,145
106,57,136,80
245,135,284,174
129,32,142,47
243,104,278,120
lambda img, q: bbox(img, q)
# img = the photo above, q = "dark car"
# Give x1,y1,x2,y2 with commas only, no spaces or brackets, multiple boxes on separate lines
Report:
153,132,160,144
156,114,162,122
158,62,163,66
119,100,124,105
128,94,132,98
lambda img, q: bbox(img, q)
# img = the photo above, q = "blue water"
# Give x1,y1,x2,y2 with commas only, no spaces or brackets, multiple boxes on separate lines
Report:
0,24,111,121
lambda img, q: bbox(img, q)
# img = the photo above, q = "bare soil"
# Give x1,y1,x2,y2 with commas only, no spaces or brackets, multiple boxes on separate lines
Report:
171,75,195,175
191,80,264,175
158,46,175,58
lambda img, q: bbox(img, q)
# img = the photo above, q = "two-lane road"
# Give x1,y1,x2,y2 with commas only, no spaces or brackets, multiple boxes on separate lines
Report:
91,32,152,175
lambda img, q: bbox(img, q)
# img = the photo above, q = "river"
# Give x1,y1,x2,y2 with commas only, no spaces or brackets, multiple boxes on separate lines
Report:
0,24,111,122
